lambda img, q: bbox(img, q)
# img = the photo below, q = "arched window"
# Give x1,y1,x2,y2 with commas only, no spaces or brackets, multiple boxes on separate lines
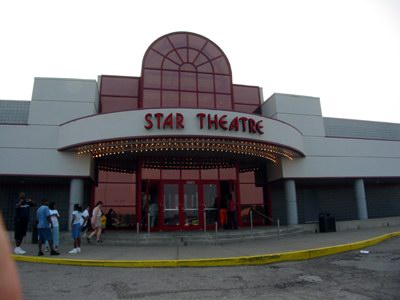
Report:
141,32,233,110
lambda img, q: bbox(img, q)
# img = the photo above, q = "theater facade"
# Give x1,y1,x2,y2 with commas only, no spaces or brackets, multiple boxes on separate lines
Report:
1,32,400,231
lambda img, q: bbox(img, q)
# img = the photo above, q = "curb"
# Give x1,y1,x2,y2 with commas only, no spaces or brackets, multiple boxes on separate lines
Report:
12,231,400,268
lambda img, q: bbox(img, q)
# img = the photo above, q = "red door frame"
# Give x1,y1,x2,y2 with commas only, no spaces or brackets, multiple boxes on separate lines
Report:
201,180,220,230
160,180,181,230
159,180,202,231
158,180,227,231
227,177,241,228
136,167,241,231
141,179,161,231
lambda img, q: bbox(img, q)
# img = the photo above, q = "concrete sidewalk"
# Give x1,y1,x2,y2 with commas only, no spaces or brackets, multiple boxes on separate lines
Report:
11,226,400,267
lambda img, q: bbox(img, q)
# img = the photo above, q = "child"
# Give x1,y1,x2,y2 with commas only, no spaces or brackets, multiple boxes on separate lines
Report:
69,204,83,254
80,206,90,238
45,201,60,251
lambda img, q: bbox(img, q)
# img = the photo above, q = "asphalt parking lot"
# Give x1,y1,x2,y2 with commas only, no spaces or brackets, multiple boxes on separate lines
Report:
16,237,400,300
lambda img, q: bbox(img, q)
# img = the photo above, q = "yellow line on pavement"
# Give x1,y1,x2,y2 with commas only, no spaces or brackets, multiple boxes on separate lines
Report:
12,231,400,268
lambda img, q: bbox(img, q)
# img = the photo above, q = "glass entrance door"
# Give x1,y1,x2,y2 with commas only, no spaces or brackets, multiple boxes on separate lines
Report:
161,181,201,230
163,183,180,227
183,182,199,228
203,183,218,227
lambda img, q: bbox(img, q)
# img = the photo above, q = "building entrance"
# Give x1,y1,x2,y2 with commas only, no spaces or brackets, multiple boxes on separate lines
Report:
162,181,200,230
140,179,236,231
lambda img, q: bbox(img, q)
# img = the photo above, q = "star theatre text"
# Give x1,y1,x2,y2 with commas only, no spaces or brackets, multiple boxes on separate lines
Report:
144,112,264,135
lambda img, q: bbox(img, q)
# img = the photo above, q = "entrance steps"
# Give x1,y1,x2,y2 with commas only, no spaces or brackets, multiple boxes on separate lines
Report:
67,226,304,246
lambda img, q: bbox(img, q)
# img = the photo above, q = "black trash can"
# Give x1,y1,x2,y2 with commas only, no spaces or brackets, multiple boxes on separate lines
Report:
31,223,38,244
326,213,336,232
318,213,328,233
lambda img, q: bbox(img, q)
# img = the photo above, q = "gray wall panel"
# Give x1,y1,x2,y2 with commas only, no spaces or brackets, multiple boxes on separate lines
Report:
272,184,358,225
0,149,93,177
0,180,91,231
324,118,400,141
32,78,98,103
0,125,59,149
28,101,97,125
0,101,30,124
366,184,400,218
270,187,287,225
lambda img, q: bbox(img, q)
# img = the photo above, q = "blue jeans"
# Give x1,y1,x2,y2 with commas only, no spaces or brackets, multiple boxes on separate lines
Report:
38,228,52,242
71,223,81,239
45,226,59,248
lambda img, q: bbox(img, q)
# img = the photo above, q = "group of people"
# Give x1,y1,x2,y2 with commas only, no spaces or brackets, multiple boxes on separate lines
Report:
13,191,106,256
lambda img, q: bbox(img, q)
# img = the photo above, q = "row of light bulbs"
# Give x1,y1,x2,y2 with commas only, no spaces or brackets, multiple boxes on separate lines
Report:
141,157,234,170
97,158,260,173
77,137,295,163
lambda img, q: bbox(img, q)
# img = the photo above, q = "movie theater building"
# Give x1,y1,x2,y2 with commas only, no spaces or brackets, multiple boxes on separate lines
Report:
1,32,400,231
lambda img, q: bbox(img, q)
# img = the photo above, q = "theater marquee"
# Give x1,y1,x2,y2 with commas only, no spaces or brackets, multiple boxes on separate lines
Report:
144,112,264,134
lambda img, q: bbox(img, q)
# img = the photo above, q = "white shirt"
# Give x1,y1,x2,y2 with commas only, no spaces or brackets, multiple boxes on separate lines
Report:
49,209,60,227
72,211,83,225
81,209,89,225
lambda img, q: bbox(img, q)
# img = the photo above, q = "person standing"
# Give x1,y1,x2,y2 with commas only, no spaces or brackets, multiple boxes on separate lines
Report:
219,197,228,230
45,202,60,252
80,206,90,238
228,194,238,230
106,208,115,229
87,201,103,243
36,198,59,256
69,204,83,254
14,192,36,255
149,202,158,228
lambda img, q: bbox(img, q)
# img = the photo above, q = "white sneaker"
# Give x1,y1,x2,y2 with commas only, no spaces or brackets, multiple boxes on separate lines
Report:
14,247,26,255
77,247,81,253
68,248,78,254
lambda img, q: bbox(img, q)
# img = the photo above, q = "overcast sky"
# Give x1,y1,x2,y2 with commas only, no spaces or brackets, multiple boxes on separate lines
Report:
1,0,399,123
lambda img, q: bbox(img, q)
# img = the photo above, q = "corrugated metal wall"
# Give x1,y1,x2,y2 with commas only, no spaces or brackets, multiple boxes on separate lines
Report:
0,180,90,231
270,181,400,225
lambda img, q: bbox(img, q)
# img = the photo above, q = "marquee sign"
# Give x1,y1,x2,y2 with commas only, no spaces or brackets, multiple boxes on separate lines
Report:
144,112,264,135
58,108,305,157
